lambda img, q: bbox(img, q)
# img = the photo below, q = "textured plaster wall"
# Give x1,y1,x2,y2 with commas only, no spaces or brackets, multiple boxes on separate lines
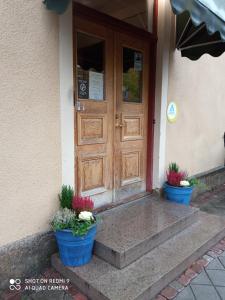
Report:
166,25,225,175
0,0,61,247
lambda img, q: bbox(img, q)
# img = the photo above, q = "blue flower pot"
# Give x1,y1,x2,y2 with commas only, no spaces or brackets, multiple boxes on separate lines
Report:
164,183,193,206
55,224,97,267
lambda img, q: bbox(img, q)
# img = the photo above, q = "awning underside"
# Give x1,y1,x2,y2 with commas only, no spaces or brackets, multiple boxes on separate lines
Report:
171,0,225,60
176,11,225,60
171,0,225,41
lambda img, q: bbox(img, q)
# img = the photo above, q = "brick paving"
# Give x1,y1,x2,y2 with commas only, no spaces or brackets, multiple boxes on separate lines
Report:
155,239,225,300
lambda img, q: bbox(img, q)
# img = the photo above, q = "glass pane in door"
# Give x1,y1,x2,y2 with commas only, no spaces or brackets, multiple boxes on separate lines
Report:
77,32,105,101
123,47,143,103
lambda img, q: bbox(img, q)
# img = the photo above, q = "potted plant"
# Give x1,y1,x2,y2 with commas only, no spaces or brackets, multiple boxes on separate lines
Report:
51,185,98,267
163,163,198,206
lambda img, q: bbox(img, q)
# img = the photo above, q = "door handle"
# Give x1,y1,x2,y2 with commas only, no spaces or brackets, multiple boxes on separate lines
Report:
115,114,126,128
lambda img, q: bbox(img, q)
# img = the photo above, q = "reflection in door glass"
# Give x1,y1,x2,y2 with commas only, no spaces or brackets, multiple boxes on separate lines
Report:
123,48,143,103
77,32,105,101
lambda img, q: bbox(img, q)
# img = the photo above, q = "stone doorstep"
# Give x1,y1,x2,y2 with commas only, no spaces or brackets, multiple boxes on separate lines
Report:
94,196,199,269
51,212,225,300
156,238,225,300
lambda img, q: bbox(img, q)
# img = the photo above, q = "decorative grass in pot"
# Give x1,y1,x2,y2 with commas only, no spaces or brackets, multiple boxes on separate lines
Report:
164,163,198,206
51,186,98,267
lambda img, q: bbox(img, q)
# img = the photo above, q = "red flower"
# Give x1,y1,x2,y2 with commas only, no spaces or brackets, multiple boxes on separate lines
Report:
72,196,94,215
167,170,186,187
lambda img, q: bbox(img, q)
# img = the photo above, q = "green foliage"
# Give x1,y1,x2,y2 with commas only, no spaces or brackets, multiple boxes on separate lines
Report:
51,208,75,231
188,178,199,186
168,162,180,173
59,185,74,209
71,219,95,236
51,208,97,236
123,69,141,101
188,177,207,190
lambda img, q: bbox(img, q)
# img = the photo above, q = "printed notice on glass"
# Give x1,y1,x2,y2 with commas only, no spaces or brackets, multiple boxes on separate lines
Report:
89,71,104,100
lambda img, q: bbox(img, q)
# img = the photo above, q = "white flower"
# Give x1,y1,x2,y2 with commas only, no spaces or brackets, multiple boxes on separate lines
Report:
79,211,94,221
180,180,190,187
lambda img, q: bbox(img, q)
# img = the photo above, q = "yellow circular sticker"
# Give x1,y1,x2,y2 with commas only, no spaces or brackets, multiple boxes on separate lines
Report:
167,102,178,123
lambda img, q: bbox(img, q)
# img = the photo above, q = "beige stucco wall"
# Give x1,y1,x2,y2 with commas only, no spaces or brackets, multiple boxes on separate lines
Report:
0,1,61,247
166,24,225,175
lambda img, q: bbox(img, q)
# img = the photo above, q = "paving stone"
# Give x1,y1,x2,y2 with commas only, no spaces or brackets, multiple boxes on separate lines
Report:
3,293,22,300
178,275,192,287
190,270,211,285
174,286,195,300
161,286,178,299
190,262,204,274
191,284,221,300
215,243,225,251
195,258,209,268
219,256,225,268
178,269,197,287
210,247,223,255
207,250,220,258
73,293,88,300
155,295,167,300
206,269,225,287
169,280,184,292
28,290,71,300
216,286,225,300
219,251,225,257
206,258,225,270
203,255,214,263
185,268,197,280
1,291,21,300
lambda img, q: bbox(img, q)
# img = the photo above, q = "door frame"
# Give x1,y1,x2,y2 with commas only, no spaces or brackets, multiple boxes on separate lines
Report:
72,2,157,194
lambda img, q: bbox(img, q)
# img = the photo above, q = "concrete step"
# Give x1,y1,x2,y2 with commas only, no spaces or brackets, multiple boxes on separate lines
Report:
52,212,225,300
94,196,199,268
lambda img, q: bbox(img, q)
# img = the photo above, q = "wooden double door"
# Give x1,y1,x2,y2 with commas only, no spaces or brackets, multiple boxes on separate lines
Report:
74,15,150,207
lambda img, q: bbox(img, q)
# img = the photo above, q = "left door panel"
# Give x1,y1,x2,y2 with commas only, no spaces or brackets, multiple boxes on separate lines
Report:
74,16,114,207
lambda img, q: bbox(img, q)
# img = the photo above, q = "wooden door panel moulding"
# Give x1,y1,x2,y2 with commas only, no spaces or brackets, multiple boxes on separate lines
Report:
121,151,142,187
78,155,107,194
121,114,144,141
77,114,107,145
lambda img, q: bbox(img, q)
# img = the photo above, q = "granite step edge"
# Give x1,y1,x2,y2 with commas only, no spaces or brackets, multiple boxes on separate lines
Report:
94,207,199,269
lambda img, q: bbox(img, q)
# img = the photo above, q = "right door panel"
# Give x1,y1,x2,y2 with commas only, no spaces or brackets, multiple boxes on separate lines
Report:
114,32,149,202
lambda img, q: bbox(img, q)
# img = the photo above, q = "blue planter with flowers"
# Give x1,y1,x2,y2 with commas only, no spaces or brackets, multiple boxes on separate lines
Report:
164,183,194,206
51,186,98,267
164,163,197,206
55,224,97,267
